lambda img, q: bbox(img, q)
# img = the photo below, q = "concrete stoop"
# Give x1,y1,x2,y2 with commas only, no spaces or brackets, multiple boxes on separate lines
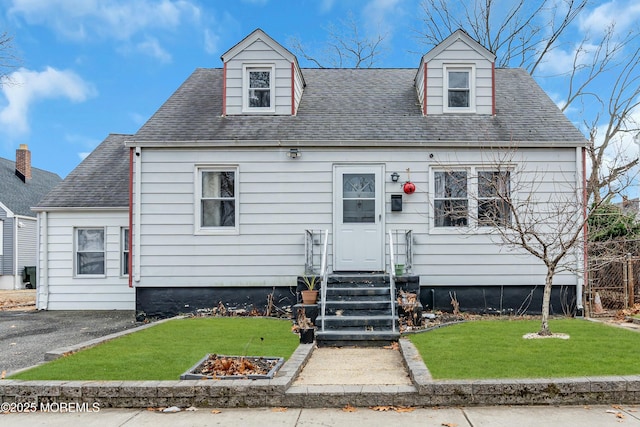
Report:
3,340,640,408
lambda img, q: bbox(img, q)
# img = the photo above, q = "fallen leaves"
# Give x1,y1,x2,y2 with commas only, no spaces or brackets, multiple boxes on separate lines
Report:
370,405,416,412
342,404,357,412
211,409,222,414
194,354,277,377
272,407,288,412
441,423,458,427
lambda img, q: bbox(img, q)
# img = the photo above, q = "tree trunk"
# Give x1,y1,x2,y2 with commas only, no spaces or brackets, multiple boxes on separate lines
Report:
538,267,555,336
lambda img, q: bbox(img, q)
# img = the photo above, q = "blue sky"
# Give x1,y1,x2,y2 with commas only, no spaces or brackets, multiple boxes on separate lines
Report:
0,0,639,180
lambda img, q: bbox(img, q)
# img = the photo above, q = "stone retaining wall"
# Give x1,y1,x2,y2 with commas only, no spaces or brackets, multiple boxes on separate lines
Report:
2,341,640,408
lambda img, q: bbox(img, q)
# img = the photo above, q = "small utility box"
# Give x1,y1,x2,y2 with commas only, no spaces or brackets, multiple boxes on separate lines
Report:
391,194,403,211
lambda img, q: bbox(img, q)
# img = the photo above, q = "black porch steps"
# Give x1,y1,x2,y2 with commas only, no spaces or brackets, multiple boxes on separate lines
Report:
316,273,399,347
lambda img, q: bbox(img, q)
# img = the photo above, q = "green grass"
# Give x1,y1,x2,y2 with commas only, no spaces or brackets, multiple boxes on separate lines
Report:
11,317,298,381
409,318,640,379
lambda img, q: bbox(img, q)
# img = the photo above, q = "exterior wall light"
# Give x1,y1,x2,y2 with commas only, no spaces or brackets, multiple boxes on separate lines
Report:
390,172,400,182
288,148,300,159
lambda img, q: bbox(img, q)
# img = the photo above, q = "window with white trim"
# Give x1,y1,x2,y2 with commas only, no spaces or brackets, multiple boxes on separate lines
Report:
243,65,274,112
444,65,475,112
478,171,511,226
196,167,238,233
121,228,129,276
434,170,468,227
433,168,511,228
76,228,105,275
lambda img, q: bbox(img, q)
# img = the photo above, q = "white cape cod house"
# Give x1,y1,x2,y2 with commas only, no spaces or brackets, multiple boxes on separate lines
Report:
34,29,586,331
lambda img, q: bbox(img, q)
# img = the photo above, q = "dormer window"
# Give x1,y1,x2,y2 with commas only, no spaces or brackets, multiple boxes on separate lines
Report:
444,65,475,113
243,65,275,113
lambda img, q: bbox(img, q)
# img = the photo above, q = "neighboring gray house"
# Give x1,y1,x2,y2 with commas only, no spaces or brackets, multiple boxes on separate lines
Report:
0,144,61,289
34,29,587,321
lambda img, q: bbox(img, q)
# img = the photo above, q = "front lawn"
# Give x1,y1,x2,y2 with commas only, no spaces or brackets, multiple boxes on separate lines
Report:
11,317,298,381
409,318,640,379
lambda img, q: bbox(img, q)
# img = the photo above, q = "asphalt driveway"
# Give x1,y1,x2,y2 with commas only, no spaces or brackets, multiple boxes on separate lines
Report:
1,310,139,375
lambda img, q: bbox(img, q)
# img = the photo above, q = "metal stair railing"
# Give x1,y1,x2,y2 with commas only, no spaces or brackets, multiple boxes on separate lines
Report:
388,230,397,333
319,229,329,332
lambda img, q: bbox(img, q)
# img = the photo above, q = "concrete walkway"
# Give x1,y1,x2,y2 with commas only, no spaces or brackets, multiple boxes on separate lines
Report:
293,347,412,386
2,405,640,426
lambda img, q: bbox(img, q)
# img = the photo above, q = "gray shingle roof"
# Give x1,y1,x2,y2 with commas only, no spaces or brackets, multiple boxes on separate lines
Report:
0,156,62,217
131,68,586,144
36,134,130,209
39,67,586,210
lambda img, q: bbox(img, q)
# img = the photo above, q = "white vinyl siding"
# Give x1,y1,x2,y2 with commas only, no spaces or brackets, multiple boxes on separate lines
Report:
132,146,579,290
418,38,493,115
38,211,134,310
224,39,294,116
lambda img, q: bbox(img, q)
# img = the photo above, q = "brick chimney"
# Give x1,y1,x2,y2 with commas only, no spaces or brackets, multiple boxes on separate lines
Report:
15,144,32,182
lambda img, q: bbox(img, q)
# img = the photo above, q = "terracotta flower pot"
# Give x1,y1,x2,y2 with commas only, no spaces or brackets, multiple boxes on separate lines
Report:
301,290,319,304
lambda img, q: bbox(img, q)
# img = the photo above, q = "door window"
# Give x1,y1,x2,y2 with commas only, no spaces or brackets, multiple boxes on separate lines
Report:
343,173,375,223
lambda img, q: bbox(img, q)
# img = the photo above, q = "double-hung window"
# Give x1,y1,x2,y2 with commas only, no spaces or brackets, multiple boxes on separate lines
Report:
244,65,274,112
197,167,238,233
121,228,129,276
76,228,105,275
433,168,511,229
444,65,474,112
478,171,511,226
434,171,468,227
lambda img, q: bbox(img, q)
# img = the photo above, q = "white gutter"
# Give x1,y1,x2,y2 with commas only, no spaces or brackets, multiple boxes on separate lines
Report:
38,211,49,310
13,216,19,289
134,147,141,282
576,146,584,312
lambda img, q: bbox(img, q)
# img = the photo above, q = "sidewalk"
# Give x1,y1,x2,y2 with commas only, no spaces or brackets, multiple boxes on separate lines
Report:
2,405,639,426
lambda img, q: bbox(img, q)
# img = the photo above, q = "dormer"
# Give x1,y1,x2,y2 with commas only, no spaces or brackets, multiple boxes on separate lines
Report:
415,29,496,116
221,28,305,116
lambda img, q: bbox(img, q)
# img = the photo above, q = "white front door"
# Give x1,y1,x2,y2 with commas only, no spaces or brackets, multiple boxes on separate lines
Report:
334,165,384,271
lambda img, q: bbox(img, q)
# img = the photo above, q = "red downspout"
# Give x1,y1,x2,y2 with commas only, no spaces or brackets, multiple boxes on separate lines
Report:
291,62,295,116
128,147,134,288
582,146,588,311
222,62,227,116
423,64,428,116
491,62,496,115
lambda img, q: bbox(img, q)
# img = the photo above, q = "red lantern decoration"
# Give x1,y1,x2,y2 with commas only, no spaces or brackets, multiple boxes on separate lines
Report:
403,181,416,194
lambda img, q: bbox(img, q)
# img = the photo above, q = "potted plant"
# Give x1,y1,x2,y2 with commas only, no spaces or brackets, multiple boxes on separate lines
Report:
395,264,404,277
300,275,319,304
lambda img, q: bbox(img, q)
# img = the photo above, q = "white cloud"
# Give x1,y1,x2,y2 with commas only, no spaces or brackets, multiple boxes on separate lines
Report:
361,0,405,42
319,0,335,13
579,0,640,34
0,67,96,136
204,28,220,55
7,0,201,61
8,0,200,40
136,36,172,63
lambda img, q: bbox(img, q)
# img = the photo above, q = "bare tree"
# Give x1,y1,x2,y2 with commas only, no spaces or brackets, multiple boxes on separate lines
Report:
0,31,19,85
435,147,603,335
418,0,587,73
420,1,640,329
574,28,640,205
418,1,640,204
288,12,387,68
